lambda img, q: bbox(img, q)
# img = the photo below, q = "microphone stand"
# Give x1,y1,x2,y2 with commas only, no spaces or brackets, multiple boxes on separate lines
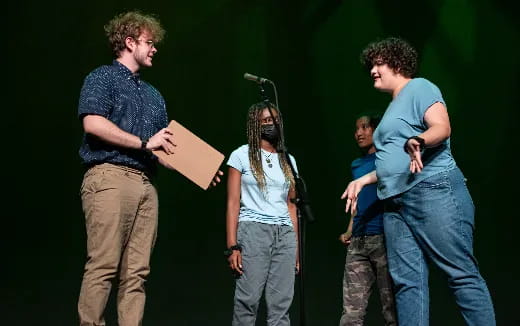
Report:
257,82,315,326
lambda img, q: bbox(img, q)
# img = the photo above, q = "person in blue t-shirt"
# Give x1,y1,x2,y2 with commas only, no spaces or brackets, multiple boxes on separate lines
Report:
226,102,299,326
338,114,397,326
342,37,495,326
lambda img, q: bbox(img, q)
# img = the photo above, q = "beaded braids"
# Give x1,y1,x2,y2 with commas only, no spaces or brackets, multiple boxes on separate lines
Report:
246,102,295,195
104,11,165,57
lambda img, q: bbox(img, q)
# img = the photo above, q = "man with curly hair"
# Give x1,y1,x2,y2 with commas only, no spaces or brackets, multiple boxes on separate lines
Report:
342,37,495,325
77,11,176,326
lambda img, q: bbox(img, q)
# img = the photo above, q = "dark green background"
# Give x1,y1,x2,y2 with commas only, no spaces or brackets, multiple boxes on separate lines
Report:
8,0,519,325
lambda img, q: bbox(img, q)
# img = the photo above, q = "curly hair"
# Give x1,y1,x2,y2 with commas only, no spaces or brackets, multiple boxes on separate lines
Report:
104,11,165,57
246,102,295,195
360,37,418,78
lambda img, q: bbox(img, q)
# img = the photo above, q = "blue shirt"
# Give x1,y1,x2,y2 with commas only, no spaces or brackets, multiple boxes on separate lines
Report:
351,153,384,236
227,144,298,226
78,60,168,175
373,78,456,199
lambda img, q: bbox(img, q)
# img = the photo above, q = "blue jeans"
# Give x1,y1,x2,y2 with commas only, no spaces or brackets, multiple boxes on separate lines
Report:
383,167,495,326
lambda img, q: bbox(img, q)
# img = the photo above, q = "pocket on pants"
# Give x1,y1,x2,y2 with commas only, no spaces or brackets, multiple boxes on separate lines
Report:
80,171,103,201
414,171,449,189
237,222,259,258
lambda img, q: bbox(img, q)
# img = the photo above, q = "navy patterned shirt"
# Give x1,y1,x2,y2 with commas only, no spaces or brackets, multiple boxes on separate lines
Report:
78,60,168,175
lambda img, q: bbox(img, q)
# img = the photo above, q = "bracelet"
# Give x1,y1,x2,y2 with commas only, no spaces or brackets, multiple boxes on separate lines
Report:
223,244,242,257
404,136,425,153
141,139,149,151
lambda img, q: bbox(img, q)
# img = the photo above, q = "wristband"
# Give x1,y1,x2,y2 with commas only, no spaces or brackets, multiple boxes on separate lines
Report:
141,139,149,151
404,136,425,152
224,244,242,257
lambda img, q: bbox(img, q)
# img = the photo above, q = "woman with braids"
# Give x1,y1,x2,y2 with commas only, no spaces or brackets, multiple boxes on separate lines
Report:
342,37,495,325
225,102,299,326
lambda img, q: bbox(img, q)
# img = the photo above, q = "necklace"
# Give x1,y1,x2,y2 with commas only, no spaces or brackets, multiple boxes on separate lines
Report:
263,150,274,168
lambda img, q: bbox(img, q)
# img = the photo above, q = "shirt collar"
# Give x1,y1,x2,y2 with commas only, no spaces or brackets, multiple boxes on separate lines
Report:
112,60,140,81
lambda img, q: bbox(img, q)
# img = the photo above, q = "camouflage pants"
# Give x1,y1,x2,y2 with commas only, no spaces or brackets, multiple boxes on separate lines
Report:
339,234,397,326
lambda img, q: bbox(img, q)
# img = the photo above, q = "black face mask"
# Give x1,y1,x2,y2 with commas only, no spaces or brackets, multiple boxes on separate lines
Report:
261,124,280,144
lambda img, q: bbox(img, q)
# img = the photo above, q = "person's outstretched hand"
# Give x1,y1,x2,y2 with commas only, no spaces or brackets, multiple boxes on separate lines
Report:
404,138,424,173
341,179,365,215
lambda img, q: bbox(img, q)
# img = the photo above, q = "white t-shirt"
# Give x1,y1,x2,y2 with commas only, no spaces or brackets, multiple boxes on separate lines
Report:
227,144,298,226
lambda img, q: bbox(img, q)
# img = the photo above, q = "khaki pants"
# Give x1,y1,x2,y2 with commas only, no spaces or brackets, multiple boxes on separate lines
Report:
78,163,159,326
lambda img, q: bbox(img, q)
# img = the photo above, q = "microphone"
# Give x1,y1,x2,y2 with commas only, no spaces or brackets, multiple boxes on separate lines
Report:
244,72,271,84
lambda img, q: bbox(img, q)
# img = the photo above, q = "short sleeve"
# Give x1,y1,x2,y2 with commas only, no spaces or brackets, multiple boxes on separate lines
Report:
78,68,114,120
412,79,445,128
227,147,244,173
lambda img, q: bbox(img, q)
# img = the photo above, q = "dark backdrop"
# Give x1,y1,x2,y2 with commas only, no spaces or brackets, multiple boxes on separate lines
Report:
7,0,519,325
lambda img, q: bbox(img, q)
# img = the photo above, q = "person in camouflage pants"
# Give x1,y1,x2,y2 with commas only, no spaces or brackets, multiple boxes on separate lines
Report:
341,235,396,325
339,114,397,326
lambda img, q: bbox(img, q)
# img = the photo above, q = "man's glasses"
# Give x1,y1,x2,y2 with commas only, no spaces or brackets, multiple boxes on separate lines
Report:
136,39,155,48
